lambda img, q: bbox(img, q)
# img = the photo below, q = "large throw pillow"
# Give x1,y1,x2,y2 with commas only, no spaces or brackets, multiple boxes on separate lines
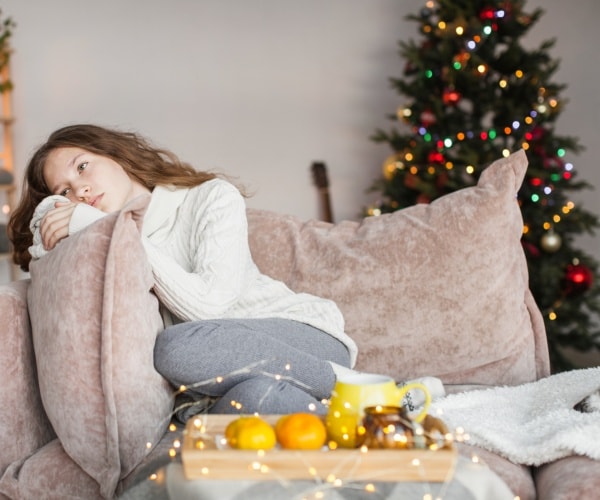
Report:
0,280,55,477
247,150,550,386
27,196,173,499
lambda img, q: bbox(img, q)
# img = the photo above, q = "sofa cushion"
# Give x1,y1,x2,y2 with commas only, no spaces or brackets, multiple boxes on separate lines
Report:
248,150,549,386
0,439,102,500
27,196,173,499
0,280,55,477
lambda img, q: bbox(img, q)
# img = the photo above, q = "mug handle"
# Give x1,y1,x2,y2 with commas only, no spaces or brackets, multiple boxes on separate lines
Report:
396,382,431,423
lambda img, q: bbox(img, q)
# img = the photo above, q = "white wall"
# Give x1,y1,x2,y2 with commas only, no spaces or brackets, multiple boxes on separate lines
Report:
1,0,599,283
2,0,415,222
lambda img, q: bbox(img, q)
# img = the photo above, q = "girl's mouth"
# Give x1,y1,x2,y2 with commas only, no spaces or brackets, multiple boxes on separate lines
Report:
89,194,103,208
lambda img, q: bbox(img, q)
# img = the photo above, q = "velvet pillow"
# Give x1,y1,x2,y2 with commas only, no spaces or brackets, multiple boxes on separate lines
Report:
27,196,173,499
0,280,55,477
247,150,550,386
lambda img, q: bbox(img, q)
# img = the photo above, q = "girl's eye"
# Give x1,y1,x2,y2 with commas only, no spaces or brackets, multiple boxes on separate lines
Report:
59,187,71,197
77,161,88,172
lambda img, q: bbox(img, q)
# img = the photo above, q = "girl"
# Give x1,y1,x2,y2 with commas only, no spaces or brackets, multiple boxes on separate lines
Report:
9,124,359,418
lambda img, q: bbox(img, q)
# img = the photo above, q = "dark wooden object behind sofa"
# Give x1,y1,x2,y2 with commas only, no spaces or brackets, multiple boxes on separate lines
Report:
311,161,333,223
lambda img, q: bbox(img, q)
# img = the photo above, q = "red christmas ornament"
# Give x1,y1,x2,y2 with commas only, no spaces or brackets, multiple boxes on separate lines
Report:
563,263,593,296
428,151,445,164
442,88,461,105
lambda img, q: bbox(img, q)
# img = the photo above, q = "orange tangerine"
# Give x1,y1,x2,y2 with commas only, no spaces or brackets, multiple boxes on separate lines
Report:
275,413,327,450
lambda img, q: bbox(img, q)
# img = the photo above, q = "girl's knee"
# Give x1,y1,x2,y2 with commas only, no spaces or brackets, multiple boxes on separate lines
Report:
154,321,217,362
212,376,327,415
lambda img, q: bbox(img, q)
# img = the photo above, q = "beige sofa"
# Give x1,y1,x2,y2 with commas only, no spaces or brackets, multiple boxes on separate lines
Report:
0,150,599,499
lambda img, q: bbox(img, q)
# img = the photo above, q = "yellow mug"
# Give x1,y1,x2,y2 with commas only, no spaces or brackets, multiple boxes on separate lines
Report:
325,374,431,448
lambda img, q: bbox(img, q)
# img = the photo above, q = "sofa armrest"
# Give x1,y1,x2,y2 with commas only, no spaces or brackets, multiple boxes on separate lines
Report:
535,456,600,499
0,280,54,476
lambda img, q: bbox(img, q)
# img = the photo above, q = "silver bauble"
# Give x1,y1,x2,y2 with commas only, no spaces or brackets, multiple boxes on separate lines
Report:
541,231,562,253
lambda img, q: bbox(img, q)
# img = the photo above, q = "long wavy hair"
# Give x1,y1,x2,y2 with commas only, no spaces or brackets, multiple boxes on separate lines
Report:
8,124,220,272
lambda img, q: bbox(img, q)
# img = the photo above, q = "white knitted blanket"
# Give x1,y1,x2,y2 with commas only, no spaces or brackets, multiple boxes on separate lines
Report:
431,367,600,466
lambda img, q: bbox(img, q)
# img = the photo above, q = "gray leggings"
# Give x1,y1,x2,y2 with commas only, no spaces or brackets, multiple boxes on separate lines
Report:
154,318,351,416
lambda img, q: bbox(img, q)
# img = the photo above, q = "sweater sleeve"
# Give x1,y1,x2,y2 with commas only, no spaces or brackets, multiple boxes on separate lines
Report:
68,203,107,234
142,181,252,321
28,196,107,260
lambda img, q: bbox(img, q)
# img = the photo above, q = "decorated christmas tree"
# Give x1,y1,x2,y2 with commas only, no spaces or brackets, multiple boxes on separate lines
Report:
368,0,600,372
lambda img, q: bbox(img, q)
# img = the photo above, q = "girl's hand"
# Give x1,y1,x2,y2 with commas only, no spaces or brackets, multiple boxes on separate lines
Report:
40,201,78,251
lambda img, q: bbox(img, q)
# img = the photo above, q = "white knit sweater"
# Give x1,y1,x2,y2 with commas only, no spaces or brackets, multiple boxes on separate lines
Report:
29,179,358,366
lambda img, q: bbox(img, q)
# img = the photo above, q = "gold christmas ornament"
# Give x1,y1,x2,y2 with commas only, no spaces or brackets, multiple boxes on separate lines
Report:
541,230,562,253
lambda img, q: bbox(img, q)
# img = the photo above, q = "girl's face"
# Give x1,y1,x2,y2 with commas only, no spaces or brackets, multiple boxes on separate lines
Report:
43,146,150,213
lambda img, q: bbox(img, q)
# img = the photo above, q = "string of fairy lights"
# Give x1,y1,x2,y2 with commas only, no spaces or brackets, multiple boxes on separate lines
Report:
372,0,592,323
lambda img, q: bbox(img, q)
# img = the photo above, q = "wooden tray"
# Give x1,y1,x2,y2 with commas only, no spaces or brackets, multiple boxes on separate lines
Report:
182,414,457,483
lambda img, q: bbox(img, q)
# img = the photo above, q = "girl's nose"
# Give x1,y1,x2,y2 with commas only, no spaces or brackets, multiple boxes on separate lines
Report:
75,184,91,201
